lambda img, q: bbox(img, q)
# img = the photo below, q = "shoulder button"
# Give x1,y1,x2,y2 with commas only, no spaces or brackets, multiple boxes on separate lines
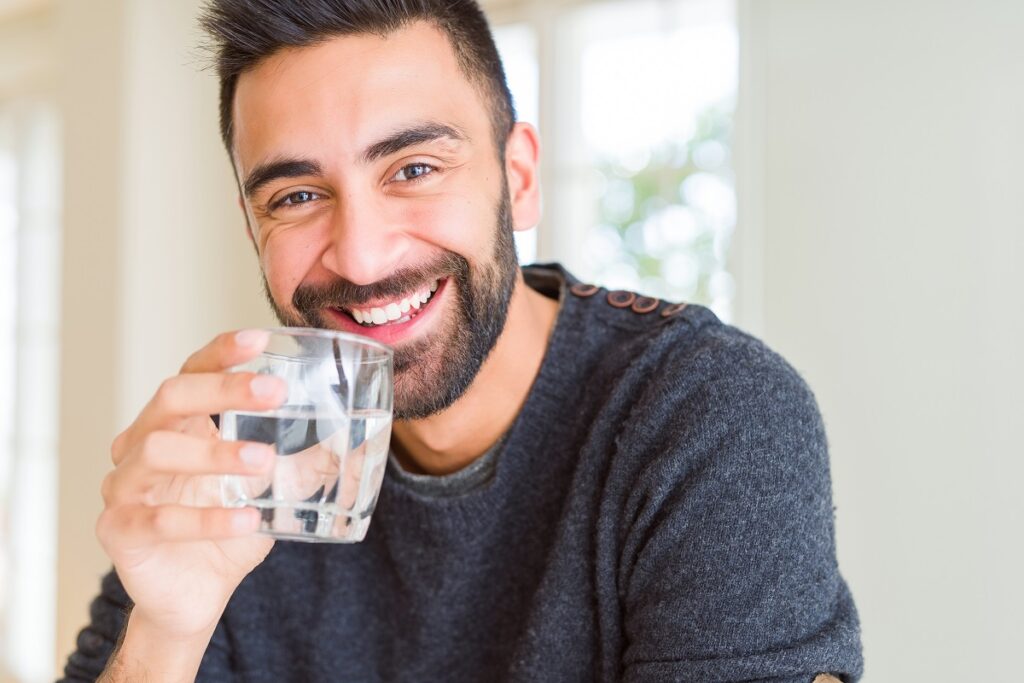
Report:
570,283,599,298
631,296,659,314
660,302,688,318
607,290,637,308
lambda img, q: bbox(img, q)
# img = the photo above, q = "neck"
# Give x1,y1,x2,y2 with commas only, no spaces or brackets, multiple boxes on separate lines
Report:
390,270,559,475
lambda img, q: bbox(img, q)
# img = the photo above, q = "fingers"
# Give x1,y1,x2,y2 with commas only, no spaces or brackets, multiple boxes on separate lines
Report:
140,432,274,475
152,372,286,419
95,332,283,573
104,431,276,503
97,503,261,551
339,449,365,510
180,329,271,375
114,330,285,461
125,371,286,444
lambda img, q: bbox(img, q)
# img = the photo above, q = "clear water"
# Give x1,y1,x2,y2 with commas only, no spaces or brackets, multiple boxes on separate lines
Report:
220,407,392,543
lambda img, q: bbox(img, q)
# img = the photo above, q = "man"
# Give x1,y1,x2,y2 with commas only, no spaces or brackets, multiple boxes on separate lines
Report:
62,1,863,681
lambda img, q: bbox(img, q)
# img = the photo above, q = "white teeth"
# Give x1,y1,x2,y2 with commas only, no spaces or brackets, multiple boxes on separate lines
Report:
347,280,441,325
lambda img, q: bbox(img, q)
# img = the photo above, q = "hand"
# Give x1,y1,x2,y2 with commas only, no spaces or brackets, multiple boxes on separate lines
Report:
96,329,286,641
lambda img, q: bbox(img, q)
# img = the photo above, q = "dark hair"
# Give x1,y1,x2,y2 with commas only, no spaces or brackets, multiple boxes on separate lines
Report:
199,0,516,160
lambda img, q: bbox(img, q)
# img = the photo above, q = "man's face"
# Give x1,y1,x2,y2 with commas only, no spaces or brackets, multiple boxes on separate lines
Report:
231,23,520,419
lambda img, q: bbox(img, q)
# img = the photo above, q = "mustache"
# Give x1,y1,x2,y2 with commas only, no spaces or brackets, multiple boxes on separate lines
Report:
292,252,467,313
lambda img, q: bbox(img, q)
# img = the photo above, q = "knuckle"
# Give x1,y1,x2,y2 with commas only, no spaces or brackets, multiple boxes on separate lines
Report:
212,508,240,536
149,506,174,537
226,372,253,400
100,472,115,506
216,440,240,468
139,483,161,507
110,430,129,463
202,509,225,536
94,509,113,545
96,506,133,549
138,431,166,469
154,377,180,410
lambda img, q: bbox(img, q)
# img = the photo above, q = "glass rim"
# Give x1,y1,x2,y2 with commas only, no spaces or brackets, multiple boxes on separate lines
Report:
258,326,393,358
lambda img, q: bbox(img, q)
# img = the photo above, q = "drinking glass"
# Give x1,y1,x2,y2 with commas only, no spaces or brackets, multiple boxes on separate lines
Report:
220,328,393,543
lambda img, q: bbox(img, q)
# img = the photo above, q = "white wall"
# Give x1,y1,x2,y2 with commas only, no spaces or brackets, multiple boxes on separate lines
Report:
734,1,1024,680
55,0,273,672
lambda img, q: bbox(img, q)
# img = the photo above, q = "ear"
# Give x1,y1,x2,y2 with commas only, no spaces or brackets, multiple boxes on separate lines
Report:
504,122,541,232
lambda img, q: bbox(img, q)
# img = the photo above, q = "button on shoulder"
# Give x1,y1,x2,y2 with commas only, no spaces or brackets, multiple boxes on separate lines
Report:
570,283,600,298
606,290,637,308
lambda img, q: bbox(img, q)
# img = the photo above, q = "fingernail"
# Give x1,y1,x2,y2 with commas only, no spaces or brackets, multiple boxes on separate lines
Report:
240,444,272,468
235,329,269,348
250,375,282,398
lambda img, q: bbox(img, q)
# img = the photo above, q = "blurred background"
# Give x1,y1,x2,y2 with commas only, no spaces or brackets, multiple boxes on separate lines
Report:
0,0,1021,680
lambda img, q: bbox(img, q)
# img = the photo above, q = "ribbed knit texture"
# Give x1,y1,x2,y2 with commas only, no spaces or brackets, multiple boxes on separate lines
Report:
62,264,862,682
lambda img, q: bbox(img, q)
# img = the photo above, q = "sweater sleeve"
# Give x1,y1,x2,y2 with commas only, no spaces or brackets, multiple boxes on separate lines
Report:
58,569,236,682
197,619,238,682
58,570,130,682
617,333,863,683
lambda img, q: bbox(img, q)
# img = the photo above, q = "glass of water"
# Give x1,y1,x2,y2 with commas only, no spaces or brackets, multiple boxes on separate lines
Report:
220,328,393,543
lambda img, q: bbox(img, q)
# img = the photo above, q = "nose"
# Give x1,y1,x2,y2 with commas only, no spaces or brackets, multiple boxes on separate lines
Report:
319,193,408,285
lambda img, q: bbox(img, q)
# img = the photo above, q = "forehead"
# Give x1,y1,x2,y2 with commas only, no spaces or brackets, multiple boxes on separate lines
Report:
232,22,489,170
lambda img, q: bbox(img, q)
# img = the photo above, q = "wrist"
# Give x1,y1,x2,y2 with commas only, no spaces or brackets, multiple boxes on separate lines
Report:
102,610,217,683
127,605,223,644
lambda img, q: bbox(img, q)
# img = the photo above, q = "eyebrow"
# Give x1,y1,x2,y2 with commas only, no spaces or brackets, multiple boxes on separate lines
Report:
242,122,467,199
243,159,322,199
360,122,467,164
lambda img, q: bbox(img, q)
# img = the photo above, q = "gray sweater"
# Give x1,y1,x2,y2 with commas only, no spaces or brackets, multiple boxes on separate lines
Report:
62,264,863,682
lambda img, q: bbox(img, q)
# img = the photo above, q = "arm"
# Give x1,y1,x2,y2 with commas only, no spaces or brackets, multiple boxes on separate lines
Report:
61,331,282,682
59,571,235,683
617,335,863,682
97,612,216,683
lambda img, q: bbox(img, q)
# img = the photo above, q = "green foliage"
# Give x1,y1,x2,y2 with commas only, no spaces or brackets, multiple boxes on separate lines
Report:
589,100,734,305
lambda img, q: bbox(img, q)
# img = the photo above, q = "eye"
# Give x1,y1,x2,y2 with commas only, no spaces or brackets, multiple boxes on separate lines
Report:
392,163,436,182
271,190,321,211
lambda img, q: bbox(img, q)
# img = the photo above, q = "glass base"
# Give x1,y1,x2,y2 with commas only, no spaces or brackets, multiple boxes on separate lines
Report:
241,499,372,544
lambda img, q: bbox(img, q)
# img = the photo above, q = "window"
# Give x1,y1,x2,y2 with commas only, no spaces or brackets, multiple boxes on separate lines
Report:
0,38,61,683
492,21,540,265
490,0,737,319
0,99,61,683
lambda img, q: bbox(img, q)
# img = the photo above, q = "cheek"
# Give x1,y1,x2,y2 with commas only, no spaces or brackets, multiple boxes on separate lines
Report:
261,234,324,306
401,194,494,257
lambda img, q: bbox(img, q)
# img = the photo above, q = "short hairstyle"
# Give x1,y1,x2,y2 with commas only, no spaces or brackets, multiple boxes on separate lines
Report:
199,0,517,159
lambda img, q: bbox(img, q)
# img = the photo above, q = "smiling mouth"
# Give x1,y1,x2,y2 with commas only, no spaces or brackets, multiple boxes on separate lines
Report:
333,278,443,327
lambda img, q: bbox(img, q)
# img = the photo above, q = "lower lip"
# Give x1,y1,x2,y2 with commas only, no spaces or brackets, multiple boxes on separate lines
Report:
324,278,450,346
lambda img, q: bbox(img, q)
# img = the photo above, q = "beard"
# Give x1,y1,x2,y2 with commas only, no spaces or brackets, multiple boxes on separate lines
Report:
263,188,519,420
